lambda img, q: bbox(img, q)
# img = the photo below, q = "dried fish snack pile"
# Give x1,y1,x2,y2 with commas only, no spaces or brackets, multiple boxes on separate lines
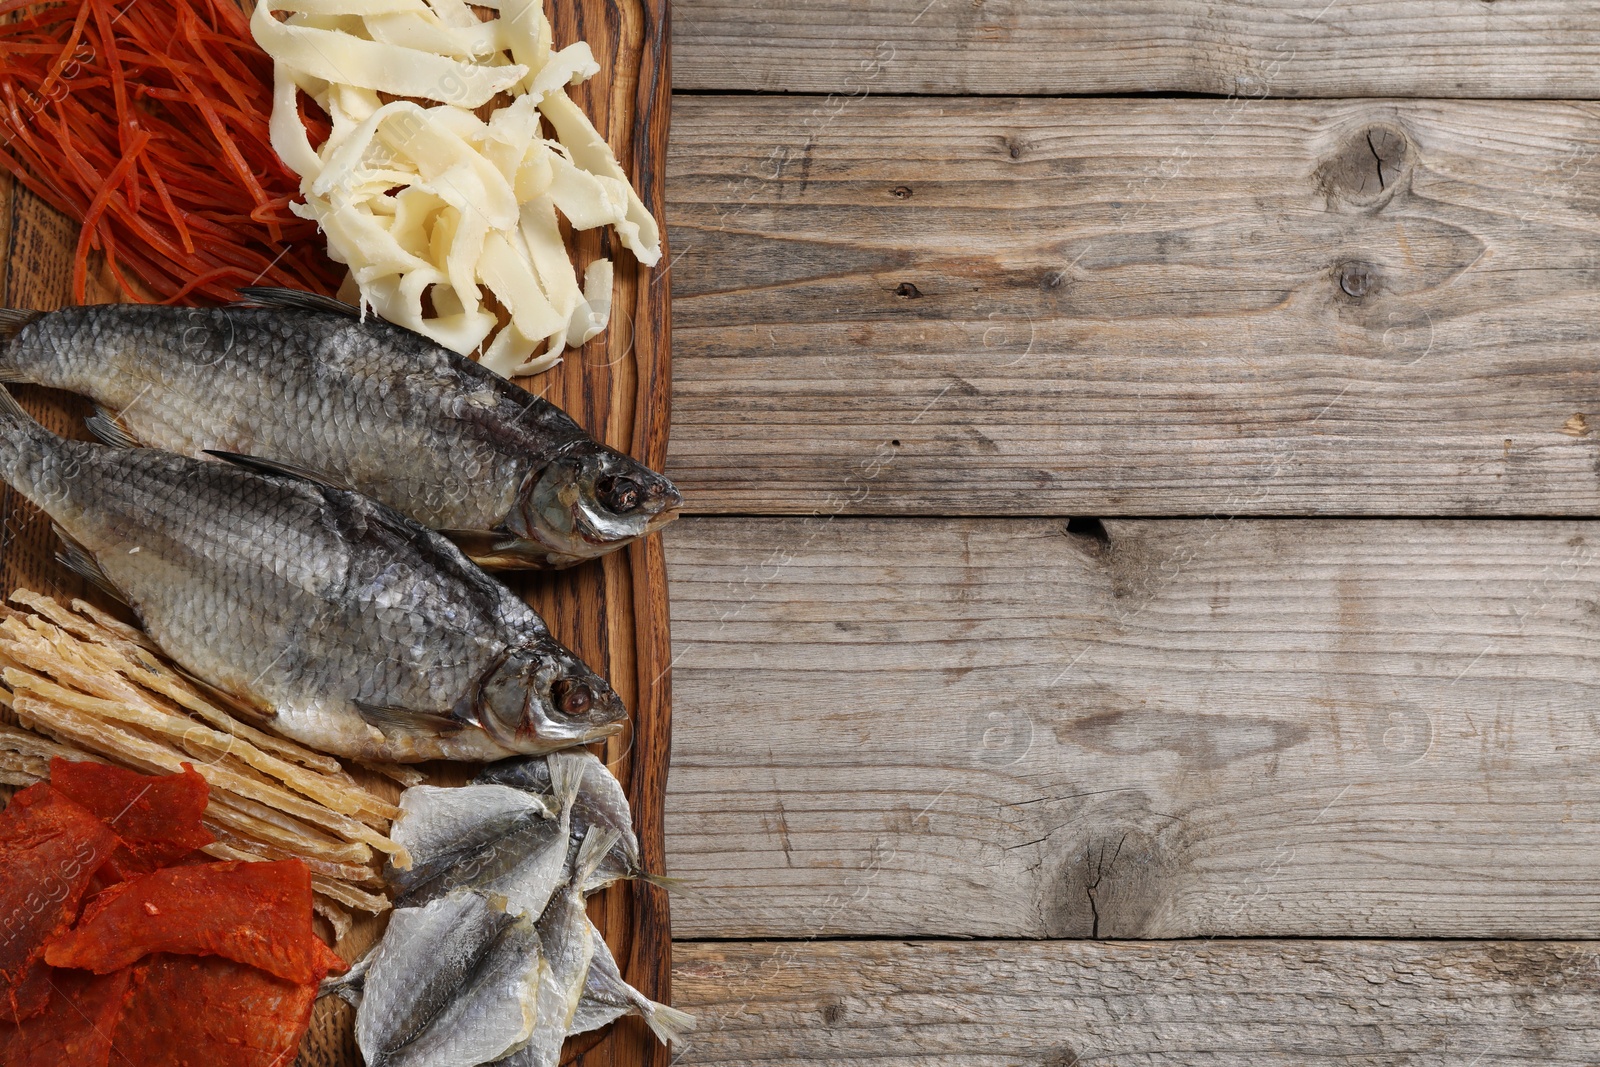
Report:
0,759,345,1066
0,588,401,937
338,750,694,1065
0,287,683,570
253,0,663,377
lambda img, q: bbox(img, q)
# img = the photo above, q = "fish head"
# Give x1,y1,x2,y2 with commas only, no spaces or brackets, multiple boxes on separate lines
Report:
476,636,627,751
504,443,682,566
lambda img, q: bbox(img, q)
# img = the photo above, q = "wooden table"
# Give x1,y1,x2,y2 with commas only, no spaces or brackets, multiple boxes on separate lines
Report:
659,3,1600,1061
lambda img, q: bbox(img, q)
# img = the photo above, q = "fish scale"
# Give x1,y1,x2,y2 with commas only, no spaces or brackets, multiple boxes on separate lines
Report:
0,391,626,762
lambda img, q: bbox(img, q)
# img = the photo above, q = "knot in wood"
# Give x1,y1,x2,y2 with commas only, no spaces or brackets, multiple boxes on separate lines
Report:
1320,123,1412,209
1339,262,1375,299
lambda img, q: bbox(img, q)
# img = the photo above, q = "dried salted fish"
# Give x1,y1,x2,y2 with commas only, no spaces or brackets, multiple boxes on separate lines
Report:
0,289,680,569
0,389,625,762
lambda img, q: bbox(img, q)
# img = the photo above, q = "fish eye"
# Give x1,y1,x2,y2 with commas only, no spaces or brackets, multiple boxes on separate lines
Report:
552,679,593,717
594,474,642,514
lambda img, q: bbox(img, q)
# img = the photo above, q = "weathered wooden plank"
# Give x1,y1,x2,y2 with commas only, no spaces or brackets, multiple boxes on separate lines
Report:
665,96,1600,516
663,516,1600,939
674,0,1600,98
671,939,1600,1066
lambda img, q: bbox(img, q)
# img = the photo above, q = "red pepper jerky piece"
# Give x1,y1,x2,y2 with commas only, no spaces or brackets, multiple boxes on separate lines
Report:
49,758,213,876
0,965,136,1067
1,961,53,1024
309,933,349,987
107,953,324,1067
0,783,120,1013
45,859,325,984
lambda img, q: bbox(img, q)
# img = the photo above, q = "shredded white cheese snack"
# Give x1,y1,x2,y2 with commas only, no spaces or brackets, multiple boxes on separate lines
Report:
251,0,662,377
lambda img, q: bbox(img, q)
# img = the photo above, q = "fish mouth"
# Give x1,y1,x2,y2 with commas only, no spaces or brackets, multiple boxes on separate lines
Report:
641,505,681,536
481,497,680,570
639,483,685,530
521,701,627,750
555,719,625,745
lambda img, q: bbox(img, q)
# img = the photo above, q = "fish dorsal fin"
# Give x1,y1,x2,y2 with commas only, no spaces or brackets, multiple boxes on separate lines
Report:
0,308,43,344
353,700,464,737
51,525,128,606
234,287,361,319
85,407,142,449
203,450,355,493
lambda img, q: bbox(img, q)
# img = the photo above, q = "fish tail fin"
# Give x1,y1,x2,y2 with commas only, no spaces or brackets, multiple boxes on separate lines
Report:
316,948,372,1006
545,751,587,814
637,870,700,896
575,826,621,888
0,385,81,515
0,383,53,460
0,310,42,384
641,1001,697,1045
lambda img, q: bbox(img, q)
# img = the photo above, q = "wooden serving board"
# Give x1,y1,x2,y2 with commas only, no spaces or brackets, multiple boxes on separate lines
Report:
0,1,676,1065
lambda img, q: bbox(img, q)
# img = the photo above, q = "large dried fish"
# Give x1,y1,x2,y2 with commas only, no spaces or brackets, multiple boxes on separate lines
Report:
0,288,681,569
0,390,625,762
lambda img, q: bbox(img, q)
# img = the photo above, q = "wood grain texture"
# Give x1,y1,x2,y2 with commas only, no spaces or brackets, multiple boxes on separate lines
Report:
674,0,1600,98
663,516,1600,939
671,939,1600,1066
539,5,677,1067
0,175,117,608
0,3,674,1065
665,96,1600,517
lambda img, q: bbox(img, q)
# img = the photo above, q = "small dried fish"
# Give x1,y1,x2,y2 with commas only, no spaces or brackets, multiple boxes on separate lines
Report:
490,828,619,1067
385,912,543,1067
470,751,678,895
569,918,696,1045
345,893,554,1067
477,750,676,892
388,753,584,918
343,803,691,1061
